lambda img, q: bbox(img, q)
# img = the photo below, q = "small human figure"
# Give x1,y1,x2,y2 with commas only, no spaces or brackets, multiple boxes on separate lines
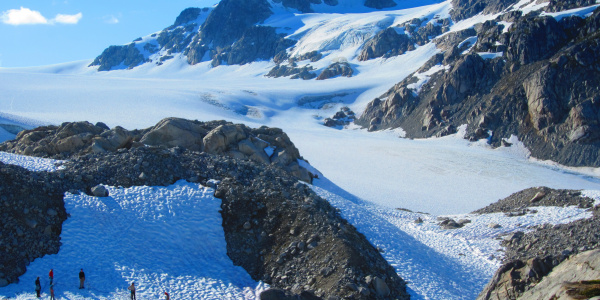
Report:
128,282,136,300
35,277,41,298
48,269,54,285
164,292,170,300
50,283,56,300
79,269,85,289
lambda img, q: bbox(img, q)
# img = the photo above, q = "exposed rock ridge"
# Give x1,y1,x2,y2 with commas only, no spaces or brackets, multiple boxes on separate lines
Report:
217,172,409,299
357,7,600,167
0,118,315,183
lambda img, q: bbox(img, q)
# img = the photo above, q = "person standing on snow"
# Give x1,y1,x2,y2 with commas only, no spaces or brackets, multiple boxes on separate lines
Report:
79,269,85,289
48,269,54,285
35,277,41,298
50,283,56,300
128,282,136,300
164,292,170,300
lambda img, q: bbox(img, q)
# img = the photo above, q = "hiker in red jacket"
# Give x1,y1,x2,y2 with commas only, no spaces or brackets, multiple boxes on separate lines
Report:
49,269,54,285
164,292,170,300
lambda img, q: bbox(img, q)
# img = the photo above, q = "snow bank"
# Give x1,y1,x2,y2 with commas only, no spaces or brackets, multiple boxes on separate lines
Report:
0,181,266,300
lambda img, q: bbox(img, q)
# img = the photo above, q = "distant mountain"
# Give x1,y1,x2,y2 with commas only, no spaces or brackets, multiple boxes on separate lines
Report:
88,0,600,169
89,0,403,71
356,0,600,168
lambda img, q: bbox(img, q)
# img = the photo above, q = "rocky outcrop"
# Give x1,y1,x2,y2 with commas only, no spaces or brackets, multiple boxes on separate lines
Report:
473,187,595,215
357,8,600,167
316,62,353,80
546,0,598,12
0,163,67,286
323,107,355,127
88,44,146,71
476,188,600,300
518,249,600,300
450,0,518,22
0,118,315,183
359,27,412,61
358,18,450,61
217,175,409,299
212,26,296,66
266,64,317,79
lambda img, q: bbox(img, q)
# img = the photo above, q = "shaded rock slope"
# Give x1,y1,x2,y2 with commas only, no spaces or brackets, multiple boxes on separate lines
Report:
0,119,409,299
473,187,600,299
357,2,600,167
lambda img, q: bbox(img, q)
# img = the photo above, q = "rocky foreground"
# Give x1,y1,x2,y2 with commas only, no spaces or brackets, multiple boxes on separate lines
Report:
0,119,408,299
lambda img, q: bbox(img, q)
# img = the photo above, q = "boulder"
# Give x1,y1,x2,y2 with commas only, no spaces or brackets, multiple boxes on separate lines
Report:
519,250,600,299
140,118,207,151
91,185,109,197
316,62,353,80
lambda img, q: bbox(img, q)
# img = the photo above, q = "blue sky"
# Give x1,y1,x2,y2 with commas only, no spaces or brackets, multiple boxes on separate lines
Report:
0,0,218,67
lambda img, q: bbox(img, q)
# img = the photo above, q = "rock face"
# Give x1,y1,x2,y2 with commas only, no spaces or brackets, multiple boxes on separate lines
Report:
476,188,600,300
316,62,353,80
217,175,409,299
358,18,450,61
357,7,600,167
0,163,67,286
88,44,146,71
0,118,315,183
450,0,518,21
518,249,600,300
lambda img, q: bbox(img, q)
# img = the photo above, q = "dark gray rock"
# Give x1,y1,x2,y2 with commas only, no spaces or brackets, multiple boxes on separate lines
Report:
450,0,518,21
88,44,146,71
316,62,353,80
266,65,317,80
91,185,109,197
364,0,396,9
473,187,594,214
358,28,412,61
546,0,597,13
216,172,409,299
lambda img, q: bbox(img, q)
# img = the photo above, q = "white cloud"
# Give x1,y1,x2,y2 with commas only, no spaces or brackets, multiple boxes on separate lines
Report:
0,7,82,25
52,12,82,24
103,15,119,24
1,7,48,25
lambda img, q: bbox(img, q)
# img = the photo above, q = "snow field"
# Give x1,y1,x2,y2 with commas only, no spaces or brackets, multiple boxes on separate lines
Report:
311,176,596,300
0,181,266,300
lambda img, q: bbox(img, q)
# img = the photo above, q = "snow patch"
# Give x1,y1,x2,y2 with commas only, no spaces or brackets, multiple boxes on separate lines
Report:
0,181,267,300
407,64,450,94
477,52,503,59
0,152,64,172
